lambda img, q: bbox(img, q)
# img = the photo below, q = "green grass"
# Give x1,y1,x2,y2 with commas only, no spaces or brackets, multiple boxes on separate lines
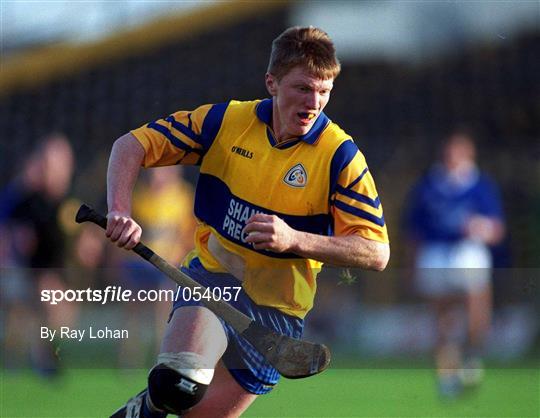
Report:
1,367,538,417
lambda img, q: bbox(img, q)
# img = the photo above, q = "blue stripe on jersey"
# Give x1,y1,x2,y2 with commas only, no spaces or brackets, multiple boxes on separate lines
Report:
346,167,369,189
267,130,309,150
264,126,307,149
277,140,302,149
266,127,278,147
147,121,192,152
200,102,229,150
329,140,358,198
333,199,385,227
300,112,330,144
335,185,381,209
165,115,201,143
256,99,272,125
194,174,332,259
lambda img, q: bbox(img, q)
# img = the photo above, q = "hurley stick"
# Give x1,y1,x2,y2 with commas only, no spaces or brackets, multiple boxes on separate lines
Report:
76,204,330,378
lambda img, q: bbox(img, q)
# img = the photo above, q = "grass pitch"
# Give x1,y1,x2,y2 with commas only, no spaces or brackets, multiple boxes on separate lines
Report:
1,366,538,417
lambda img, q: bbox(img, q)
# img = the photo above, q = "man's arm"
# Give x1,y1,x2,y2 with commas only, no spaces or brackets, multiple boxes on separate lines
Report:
244,214,389,271
106,133,145,249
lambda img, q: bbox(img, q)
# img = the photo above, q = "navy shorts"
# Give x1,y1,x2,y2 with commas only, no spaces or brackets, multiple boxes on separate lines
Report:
170,258,304,394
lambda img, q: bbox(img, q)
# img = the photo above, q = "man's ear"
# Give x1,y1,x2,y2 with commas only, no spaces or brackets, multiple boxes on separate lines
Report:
265,73,278,96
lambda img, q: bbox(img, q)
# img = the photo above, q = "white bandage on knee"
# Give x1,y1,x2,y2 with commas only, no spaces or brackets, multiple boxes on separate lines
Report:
157,352,215,385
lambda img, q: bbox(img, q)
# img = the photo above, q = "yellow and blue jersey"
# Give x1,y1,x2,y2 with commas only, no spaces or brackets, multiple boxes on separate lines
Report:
131,99,388,318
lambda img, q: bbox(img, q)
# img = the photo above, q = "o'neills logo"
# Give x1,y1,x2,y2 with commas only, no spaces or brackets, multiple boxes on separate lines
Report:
283,163,307,188
231,146,253,159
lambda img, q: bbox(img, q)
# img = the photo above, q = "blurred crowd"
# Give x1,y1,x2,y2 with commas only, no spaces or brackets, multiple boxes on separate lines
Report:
0,135,195,371
1,134,77,373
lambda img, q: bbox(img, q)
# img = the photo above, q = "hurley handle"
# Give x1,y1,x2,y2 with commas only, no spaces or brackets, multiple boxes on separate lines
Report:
75,204,154,260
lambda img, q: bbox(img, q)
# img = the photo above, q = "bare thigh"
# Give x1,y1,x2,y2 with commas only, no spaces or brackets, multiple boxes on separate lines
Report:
161,306,258,416
466,284,492,345
431,295,463,343
161,305,227,360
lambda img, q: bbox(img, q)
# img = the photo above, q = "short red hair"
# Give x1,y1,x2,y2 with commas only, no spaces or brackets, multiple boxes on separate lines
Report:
267,26,341,80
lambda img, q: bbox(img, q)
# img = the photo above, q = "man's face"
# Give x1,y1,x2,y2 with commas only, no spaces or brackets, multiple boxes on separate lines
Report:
443,135,476,170
265,66,334,141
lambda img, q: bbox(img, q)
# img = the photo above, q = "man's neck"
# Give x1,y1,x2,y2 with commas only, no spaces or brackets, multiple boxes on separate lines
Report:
271,104,298,144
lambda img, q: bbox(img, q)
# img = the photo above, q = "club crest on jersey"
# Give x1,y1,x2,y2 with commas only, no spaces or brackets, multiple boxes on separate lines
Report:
283,164,307,188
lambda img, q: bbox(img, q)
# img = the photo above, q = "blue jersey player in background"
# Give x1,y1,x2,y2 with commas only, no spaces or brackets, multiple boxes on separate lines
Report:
405,129,505,398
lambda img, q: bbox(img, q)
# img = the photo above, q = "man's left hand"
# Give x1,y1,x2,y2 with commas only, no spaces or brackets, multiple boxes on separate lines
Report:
243,214,297,253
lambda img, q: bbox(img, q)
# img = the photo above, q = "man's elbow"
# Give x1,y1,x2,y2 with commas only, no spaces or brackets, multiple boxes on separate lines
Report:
112,133,145,162
371,244,390,271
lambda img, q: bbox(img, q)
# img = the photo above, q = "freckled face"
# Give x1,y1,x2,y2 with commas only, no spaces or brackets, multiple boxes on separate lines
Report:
265,66,334,142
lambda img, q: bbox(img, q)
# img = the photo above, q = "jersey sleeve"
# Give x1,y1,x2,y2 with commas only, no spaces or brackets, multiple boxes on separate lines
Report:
330,140,389,243
130,102,228,168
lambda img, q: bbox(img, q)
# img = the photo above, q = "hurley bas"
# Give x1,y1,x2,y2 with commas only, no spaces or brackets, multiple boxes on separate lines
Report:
41,326,128,342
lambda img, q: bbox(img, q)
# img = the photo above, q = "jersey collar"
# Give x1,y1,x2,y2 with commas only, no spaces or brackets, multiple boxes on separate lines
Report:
255,98,330,146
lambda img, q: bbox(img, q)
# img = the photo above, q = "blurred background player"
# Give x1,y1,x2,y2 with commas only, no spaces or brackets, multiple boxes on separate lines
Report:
404,129,505,397
1,146,44,370
117,165,195,368
1,133,77,374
